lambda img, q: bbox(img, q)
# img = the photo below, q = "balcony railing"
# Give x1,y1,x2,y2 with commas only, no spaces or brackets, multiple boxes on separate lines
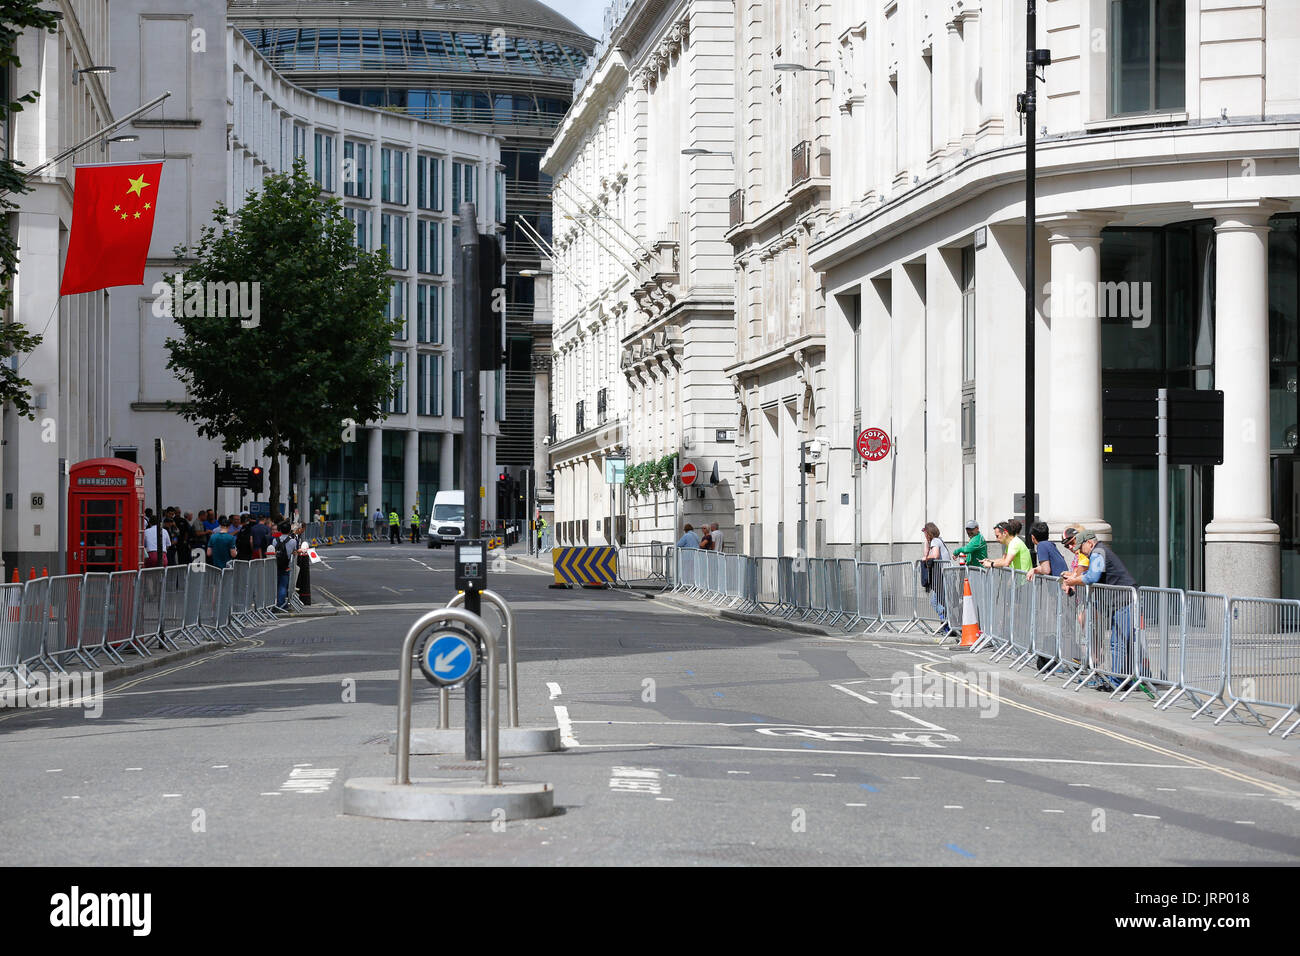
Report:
792,141,811,188
729,188,744,229
575,400,585,435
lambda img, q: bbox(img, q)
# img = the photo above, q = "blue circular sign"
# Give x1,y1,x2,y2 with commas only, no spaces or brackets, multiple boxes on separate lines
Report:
418,631,480,687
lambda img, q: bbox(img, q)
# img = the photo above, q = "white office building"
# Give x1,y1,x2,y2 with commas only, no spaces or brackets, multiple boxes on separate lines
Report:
544,0,737,547
807,0,1300,598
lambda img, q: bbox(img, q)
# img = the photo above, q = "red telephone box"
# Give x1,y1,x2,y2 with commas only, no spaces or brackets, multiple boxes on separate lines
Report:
67,458,146,575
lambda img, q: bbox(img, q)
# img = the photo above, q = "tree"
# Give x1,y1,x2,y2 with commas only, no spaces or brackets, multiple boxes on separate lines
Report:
165,159,399,514
0,1,60,418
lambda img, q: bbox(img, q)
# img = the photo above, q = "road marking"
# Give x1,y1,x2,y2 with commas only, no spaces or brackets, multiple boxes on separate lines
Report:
656,797,674,802
1133,813,1161,819
62,795,80,800
315,586,357,615
860,784,879,792
831,683,877,705
814,773,836,777
46,768,62,773
163,793,181,798
1069,783,1091,788
382,586,401,595
1042,809,1064,814
946,844,976,858
986,779,1005,784
260,792,282,796
547,682,562,700
845,802,867,807
126,767,142,771
890,709,947,732
1157,787,1177,791
944,805,963,809
609,765,662,795
898,648,947,663
901,776,921,780
211,765,229,769
278,767,338,794
1235,820,1255,825
917,661,1298,797
727,770,750,775
555,705,578,748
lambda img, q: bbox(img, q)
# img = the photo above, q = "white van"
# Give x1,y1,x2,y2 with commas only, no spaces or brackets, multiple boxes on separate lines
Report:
427,491,466,548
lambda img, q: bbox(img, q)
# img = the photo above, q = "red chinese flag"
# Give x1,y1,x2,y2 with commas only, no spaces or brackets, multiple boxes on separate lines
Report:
59,161,164,296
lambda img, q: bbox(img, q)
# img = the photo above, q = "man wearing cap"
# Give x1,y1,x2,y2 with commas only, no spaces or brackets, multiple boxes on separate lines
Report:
1063,531,1138,688
952,520,987,565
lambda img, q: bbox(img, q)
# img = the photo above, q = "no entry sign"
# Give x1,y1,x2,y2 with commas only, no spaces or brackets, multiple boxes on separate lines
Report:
857,428,891,462
680,462,697,486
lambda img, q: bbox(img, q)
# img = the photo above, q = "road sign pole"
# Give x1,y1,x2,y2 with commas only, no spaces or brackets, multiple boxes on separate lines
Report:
459,201,483,762
799,440,807,556
1158,387,1169,589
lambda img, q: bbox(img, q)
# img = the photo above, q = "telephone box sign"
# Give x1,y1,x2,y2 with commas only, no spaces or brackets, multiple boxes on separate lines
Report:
857,428,891,462
67,458,147,575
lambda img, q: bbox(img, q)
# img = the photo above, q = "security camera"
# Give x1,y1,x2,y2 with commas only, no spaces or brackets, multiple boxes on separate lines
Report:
542,436,552,446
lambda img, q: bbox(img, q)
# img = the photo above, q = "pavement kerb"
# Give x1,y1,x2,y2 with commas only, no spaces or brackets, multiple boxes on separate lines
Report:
587,581,1300,787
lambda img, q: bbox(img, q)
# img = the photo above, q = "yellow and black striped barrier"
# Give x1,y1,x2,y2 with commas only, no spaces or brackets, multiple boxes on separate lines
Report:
551,546,618,588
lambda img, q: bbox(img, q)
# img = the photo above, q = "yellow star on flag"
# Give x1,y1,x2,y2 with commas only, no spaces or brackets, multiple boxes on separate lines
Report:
133,211,140,219
144,202,151,210
113,204,121,212
120,213,127,220
126,174,150,197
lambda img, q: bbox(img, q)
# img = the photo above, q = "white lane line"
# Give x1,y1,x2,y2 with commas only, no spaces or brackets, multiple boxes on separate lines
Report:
726,770,750,775
162,793,181,798
555,705,578,748
890,709,947,732
845,802,867,807
293,763,313,768
813,773,836,777
901,776,921,780
126,767,142,771
46,768,62,773
1157,787,1177,792
831,683,877,705
986,779,1005,784
1234,820,1256,825
898,648,946,663
547,682,562,700
1134,813,1161,819
1042,809,1065,814
260,792,282,796
1068,783,1091,788
944,805,963,809
62,795,80,800
211,765,229,769
655,797,674,802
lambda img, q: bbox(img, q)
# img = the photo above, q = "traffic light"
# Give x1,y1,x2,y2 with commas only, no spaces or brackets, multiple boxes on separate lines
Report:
545,469,554,493
249,464,264,493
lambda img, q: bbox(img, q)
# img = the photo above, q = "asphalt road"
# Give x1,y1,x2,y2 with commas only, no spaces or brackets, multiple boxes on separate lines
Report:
2,541,1298,866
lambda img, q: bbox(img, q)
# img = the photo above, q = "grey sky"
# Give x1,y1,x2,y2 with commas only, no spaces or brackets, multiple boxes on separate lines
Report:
541,0,606,40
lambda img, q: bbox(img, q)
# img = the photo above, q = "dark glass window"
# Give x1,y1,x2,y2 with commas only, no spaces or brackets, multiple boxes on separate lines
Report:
1110,0,1185,116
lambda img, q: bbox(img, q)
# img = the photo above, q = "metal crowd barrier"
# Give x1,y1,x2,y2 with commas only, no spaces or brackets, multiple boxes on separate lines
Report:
617,544,671,588
1219,597,1300,733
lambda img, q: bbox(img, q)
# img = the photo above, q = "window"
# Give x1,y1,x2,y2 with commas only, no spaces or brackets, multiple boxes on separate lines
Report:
416,220,442,274
385,280,408,340
495,169,506,224
452,368,463,418
343,141,370,198
417,283,443,343
417,353,434,416
293,125,307,161
387,350,408,414
452,161,477,211
417,155,445,210
382,147,408,204
313,132,335,190
1109,0,1185,116
382,213,408,269
345,207,371,250
496,368,506,422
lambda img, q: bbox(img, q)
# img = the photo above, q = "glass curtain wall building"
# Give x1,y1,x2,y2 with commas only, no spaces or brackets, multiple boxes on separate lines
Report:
231,0,594,491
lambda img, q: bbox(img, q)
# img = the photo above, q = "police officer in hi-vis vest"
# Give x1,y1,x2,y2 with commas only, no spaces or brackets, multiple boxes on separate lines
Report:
388,508,401,545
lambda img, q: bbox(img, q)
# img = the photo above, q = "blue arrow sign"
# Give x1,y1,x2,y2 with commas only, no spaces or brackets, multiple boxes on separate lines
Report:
421,633,478,686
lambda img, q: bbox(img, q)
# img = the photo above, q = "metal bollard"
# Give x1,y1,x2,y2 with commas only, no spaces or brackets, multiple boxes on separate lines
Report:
396,607,498,787
446,589,518,728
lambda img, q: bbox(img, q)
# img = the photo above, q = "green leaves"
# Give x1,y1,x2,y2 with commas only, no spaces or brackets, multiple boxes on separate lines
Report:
625,452,679,497
0,1,62,418
164,159,398,506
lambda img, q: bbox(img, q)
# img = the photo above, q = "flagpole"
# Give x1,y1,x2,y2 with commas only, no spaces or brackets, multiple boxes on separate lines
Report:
12,90,171,189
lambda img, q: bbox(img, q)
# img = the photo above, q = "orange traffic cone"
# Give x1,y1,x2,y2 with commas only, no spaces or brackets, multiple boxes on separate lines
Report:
959,576,980,647
42,567,48,577
28,567,36,580
10,569,18,583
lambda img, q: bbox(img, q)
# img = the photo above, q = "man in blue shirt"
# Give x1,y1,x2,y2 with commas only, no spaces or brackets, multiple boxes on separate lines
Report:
251,516,272,558
676,524,700,549
206,518,238,570
1064,531,1138,689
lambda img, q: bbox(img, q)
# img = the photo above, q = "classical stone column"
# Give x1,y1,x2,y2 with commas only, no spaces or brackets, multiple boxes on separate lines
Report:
1043,212,1113,540
1201,203,1286,598
367,426,383,517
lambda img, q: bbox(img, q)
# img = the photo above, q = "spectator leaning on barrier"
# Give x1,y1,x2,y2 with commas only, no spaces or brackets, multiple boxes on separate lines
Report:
710,523,723,553
699,524,715,551
952,519,987,565
676,523,700,549
1062,531,1138,690
1026,521,1068,581
982,519,1032,572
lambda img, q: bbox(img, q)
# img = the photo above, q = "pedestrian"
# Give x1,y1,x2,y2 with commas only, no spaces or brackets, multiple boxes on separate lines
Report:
921,522,953,633
710,523,723,553
251,515,272,559
143,517,171,568
676,523,700,549
982,519,1032,572
295,526,312,606
202,509,219,537
388,507,401,544
698,524,714,551
235,516,254,561
272,521,298,608
537,517,547,552
1026,521,1068,580
206,518,238,570
373,507,383,538
1062,531,1138,689
952,519,987,565
409,505,421,544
